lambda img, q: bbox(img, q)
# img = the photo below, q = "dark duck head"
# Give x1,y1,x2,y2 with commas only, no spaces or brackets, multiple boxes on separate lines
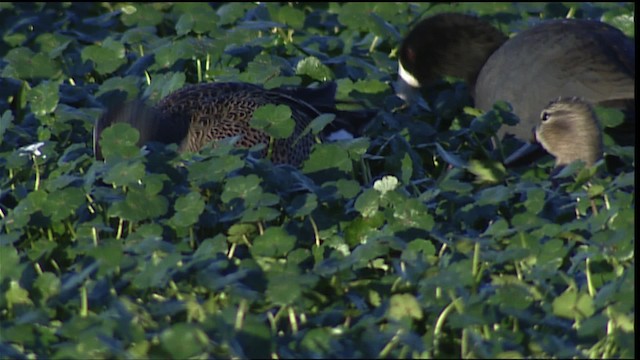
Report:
395,13,507,102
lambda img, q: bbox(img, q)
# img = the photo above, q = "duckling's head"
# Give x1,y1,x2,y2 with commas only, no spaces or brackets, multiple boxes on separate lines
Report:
535,97,603,167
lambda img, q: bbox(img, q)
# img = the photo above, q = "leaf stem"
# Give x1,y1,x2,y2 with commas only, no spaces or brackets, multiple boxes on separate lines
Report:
34,262,43,275
461,328,469,358
472,241,480,279
267,310,277,333
257,221,265,236
80,285,88,318
196,58,202,83
92,226,98,247
378,328,402,358
32,155,40,191
288,306,298,334
585,257,595,297
116,218,124,239
235,299,248,330
434,297,461,355
368,35,380,54
228,243,236,259
308,215,320,247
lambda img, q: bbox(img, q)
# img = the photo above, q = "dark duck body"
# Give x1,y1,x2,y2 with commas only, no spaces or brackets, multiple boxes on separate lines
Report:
94,82,369,166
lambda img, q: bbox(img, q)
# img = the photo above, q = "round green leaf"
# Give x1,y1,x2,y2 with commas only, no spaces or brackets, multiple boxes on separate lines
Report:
354,188,380,217
34,272,61,303
335,179,361,199
250,104,295,139
296,56,334,81
227,223,258,244
98,122,142,161
42,188,86,222
251,227,296,258
552,288,595,321
81,37,126,74
102,161,146,187
5,280,33,310
120,3,165,27
302,143,352,173
401,239,436,263
160,323,209,358
221,174,263,204
388,293,423,321
286,193,318,217
170,192,205,228
3,47,62,79
352,79,388,94
108,187,169,222
0,246,22,282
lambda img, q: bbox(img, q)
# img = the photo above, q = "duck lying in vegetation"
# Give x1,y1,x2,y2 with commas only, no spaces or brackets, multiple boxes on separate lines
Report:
396,13,635,144
94,82,373,166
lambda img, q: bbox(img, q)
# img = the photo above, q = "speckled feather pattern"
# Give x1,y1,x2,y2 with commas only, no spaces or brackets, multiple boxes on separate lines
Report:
100,82,323,166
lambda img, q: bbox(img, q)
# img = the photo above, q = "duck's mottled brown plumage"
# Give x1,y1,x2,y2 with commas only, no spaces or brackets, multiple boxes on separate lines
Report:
156,82,321,166
535,97,603,167
94,82,357,166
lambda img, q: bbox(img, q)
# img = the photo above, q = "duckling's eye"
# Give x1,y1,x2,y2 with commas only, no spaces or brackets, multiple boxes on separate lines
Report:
541,111,551,121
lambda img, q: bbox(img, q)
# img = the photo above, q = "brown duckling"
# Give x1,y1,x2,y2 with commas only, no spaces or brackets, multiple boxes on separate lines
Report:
94,82,372,166
505,97,603,168
535,97,603,167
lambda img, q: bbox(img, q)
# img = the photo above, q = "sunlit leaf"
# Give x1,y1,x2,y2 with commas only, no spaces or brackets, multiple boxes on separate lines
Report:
250,104,295,139
388,293,423,321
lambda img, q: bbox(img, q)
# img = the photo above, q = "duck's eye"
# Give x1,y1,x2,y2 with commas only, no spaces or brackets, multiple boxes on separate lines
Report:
541,111,551,121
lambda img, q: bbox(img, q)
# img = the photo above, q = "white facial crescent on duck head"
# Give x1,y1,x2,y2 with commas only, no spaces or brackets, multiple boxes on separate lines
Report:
395,59,422,102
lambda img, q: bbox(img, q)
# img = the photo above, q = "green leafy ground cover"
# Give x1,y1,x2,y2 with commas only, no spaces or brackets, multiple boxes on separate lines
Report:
0,2,634,358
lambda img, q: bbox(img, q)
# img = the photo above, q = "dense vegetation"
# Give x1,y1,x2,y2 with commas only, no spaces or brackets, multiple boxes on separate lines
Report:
0,2,634,358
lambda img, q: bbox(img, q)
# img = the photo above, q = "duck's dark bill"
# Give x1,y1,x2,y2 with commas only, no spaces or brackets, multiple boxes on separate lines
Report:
504,141,546,168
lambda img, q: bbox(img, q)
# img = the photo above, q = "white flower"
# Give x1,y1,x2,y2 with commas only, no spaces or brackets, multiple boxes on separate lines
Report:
18,142,46,158
374,175,399,195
